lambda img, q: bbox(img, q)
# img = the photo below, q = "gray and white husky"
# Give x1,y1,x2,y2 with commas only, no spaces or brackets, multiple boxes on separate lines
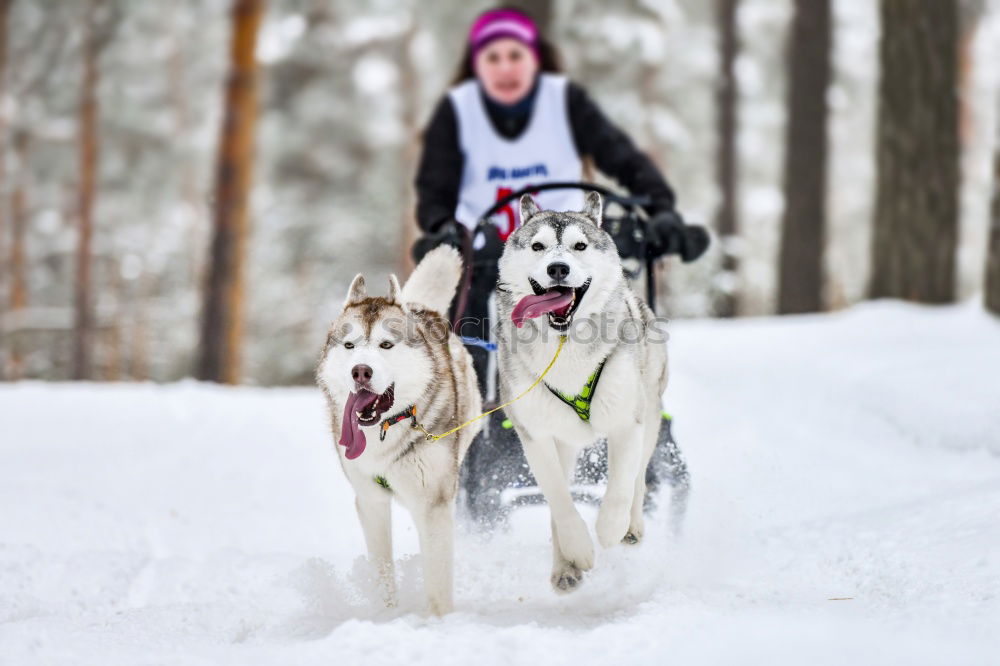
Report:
496,192,669,592
316,246,481,615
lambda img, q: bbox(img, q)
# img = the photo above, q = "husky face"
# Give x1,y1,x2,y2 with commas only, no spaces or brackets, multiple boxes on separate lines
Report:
500,192,623,332
318,277,435,428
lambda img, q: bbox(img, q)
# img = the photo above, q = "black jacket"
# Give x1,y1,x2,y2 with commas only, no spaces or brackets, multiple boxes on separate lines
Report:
414,79,678,232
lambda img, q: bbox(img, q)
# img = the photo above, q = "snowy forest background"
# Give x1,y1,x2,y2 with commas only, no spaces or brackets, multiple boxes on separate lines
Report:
1,0,998,386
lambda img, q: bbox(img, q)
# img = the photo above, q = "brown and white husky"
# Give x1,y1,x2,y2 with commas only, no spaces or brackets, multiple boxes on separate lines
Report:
316,246,481,615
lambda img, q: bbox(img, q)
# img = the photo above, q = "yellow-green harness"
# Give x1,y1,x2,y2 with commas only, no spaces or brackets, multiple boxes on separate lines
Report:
545,357,608,422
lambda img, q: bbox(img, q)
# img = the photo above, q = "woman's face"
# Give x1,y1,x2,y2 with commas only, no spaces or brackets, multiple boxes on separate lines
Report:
474,38,539,105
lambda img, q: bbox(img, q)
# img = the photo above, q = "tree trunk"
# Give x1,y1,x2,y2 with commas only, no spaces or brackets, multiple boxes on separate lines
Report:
0,0,10,380
714,0,740,317
130,270,154,381
104,257,123,381
8,131,27,380
986,122,1000,315
777,0,832,314
399,22,419,276
869,0,960,303
957,3,983,147
73,0,102,380
197,0,264,384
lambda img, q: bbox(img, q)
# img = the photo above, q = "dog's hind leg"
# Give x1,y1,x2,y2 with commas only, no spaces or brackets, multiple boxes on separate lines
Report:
414,498,455,616
624,474,646,545
355,489,396,607
550,441,585,592
624,408,661,545
597,421,646,549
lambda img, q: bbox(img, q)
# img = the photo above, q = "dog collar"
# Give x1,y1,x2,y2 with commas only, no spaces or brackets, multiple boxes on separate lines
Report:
379,405,419,441
545,357,608,422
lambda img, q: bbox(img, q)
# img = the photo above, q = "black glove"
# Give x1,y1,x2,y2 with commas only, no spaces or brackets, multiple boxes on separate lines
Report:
412,219,465,264
473,223,504,264
646,210,710,263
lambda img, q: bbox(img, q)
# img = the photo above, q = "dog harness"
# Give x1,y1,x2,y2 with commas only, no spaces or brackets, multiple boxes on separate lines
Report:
545,357,608,422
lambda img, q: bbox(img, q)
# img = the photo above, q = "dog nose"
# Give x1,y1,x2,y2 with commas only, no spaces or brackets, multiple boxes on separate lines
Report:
547,262,570,281
351,364,373,387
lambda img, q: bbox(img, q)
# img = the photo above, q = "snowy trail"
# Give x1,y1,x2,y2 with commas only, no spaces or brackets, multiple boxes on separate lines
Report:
1,302,999,665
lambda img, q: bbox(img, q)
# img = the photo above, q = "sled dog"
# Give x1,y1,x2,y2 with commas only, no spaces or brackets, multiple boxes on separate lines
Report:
496,192,670,592
316,246,481,615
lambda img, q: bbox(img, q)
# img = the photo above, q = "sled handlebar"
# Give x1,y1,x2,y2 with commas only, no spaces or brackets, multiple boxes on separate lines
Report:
476,181,653,223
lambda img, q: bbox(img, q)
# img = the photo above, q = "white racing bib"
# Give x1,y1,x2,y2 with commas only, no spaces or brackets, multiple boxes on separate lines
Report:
450,74,583,242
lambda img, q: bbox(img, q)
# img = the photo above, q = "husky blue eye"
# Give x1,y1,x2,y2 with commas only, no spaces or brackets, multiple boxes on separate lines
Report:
574,242,587,251
344,341,354,349
380,341,394,350
531,242,545,252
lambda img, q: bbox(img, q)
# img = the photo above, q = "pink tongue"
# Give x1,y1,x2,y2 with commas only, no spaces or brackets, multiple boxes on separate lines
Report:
511,290,574,328
338,391,379,460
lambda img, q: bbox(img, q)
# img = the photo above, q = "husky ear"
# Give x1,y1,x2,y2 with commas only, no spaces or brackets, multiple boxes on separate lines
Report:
582,191,603,226
520,194,541,223
344,274,367,307
386,274,408,312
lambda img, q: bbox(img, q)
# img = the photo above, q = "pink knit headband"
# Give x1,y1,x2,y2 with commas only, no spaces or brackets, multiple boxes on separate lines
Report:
469,9,539,61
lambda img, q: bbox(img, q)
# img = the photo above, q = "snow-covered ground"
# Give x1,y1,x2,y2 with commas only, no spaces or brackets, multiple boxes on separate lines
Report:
2,301,999,665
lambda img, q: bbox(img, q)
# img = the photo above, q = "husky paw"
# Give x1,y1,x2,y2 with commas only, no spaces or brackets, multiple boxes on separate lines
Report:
426,597,453,616
596,503,631,549
551,562,584,593
377,575,398,608
622,516,644,545
557,514,595,571
621,530,641,545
